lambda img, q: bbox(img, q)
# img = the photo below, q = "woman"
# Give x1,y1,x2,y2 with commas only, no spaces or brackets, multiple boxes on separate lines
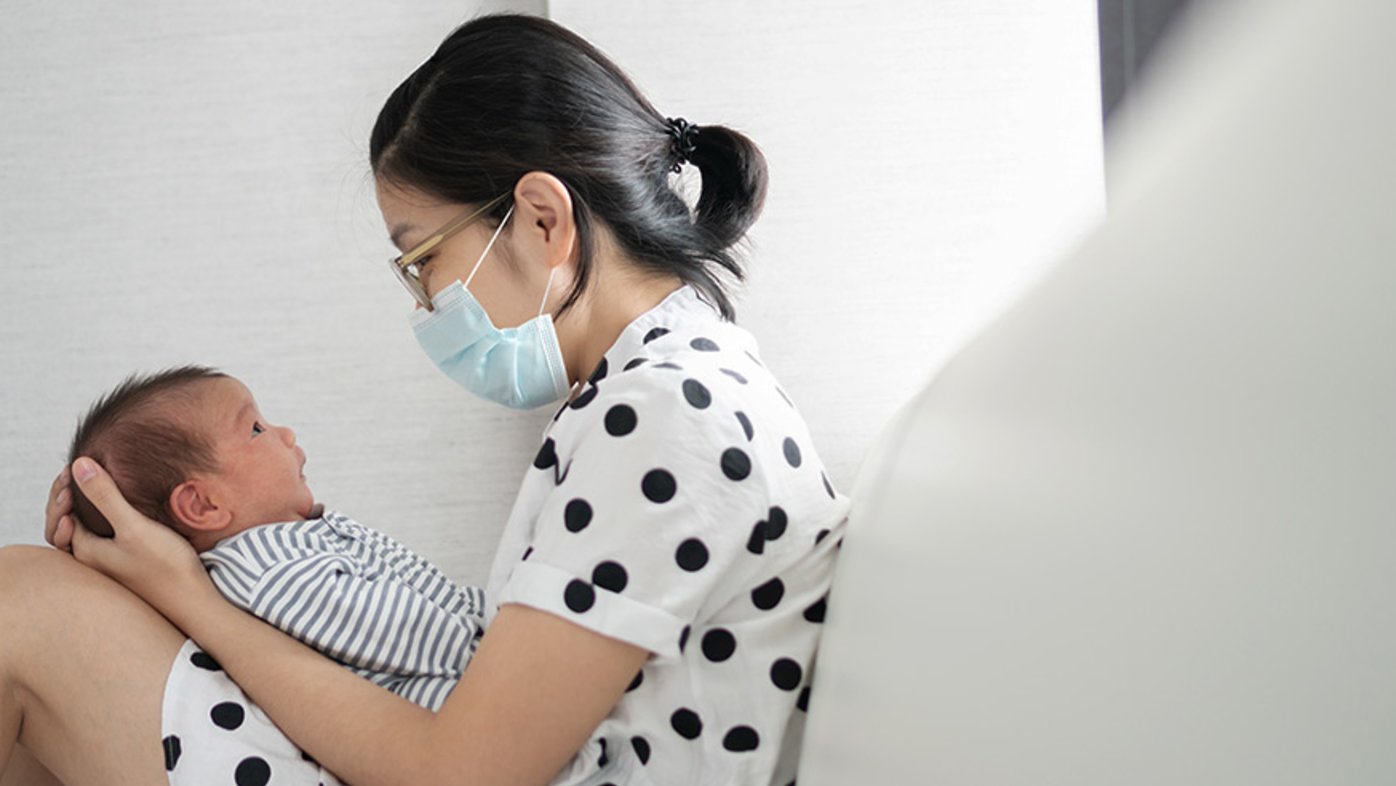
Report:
1,14,847,786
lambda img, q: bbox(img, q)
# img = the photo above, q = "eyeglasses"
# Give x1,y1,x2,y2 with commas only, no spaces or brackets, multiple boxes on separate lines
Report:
388,193,512,310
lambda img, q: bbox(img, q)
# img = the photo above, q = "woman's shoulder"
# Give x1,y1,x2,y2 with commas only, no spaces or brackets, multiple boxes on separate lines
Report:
548,313,788,456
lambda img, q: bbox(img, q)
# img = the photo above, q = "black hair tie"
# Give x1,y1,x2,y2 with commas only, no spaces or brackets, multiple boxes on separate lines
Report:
665,117,700,174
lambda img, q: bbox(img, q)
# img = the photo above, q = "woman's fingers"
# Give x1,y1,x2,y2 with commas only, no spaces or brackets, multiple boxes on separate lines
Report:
69,457,139,537
44,465,72,547
53,514,76,553
67,508,109,566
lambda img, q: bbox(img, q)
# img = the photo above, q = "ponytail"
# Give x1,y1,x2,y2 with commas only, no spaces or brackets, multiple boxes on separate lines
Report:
688,124,769,255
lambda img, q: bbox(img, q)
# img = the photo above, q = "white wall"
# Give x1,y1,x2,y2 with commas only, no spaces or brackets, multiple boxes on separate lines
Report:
553,0,1106,501
0,0,544,586
1,1,1103,587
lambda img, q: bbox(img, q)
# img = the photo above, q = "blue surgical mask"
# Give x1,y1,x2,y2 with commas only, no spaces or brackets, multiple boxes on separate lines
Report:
409,206,571,409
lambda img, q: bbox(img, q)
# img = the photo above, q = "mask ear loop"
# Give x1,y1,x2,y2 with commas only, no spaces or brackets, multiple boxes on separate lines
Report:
462,204,515,290
537,267,556,317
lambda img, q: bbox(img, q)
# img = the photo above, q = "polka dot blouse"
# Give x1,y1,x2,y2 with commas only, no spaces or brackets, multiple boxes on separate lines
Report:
485,285,850,786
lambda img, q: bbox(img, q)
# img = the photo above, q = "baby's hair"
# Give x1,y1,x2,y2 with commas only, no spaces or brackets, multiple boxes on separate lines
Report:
68,365,228,536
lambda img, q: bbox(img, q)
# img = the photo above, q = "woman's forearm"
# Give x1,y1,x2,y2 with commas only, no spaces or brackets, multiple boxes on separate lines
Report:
176,591,447,785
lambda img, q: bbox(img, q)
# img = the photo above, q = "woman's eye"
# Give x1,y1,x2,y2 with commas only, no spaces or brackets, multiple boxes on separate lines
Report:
252,421,265,437
414,255,433,274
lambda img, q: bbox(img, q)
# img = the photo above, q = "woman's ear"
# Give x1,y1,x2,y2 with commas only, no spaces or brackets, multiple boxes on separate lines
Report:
512,171,577,271
168,479,231,533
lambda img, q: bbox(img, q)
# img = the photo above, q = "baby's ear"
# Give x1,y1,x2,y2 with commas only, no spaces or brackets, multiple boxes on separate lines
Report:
169,479,230,532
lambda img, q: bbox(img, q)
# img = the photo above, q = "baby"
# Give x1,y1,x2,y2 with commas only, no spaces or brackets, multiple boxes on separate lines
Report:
68,365,483,712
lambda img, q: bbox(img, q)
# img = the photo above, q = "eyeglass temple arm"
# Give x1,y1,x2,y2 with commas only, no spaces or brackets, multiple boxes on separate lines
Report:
398,193,512,269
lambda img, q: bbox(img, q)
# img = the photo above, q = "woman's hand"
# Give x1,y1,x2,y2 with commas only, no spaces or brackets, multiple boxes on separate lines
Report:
62,457,216,623
44,464,76,551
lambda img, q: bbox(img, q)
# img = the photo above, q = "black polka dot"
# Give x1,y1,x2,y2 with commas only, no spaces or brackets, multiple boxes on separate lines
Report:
804,596,827,623
627,670,644,692
763,508,787,541
632,735,651,765
598,738,609,768
604,404,637,436
797,686,811,712
720,368,748,384
190,651,222,671
822,471,836,499
564,498,593,533
624,357,648,371
522,546,534,561
234,757,271,786
721,448,752,481
592,561,629,593
682,379,711,409
300,750,318,765
735,411,754,441
643,327,670,344
210,701,245,730
751,578,785,610
162,735,182,771
588,358,609,385
815,528,831,544
690,337,720,352
565,580,596,613
746,521,766,555
783,438,803,468
675,538,709,571
653,361,682,370
671,708,703,739
722,726,760,752
533,438,557,470
679,625,691,653
770,658,803,691
642,469,677,503
569,386,599,410
701,628,736,662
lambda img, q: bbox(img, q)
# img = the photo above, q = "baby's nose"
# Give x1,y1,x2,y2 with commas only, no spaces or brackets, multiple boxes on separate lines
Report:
279,425,296,446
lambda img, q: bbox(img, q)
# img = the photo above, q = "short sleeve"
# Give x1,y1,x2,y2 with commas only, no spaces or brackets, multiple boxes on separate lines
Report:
496,364,771,658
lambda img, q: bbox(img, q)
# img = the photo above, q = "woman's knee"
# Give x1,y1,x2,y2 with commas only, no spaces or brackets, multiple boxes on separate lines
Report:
0,544,178,650
0,545,63,607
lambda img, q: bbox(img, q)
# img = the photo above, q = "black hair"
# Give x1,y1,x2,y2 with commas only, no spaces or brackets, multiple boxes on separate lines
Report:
370,13,768,320
68,366,226,536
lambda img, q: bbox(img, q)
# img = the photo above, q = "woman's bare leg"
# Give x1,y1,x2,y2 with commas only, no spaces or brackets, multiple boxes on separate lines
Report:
0,746,61,786
0,545,185,786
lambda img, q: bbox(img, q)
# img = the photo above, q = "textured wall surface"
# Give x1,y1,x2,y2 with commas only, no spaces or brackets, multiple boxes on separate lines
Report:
0,0,544,586
2,1,1103,589
553,0,1106,512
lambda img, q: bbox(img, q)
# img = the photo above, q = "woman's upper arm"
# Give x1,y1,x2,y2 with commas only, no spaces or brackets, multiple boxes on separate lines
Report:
425,603,649,786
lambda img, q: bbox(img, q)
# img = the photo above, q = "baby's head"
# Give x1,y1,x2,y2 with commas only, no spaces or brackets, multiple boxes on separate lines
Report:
68,366,317,550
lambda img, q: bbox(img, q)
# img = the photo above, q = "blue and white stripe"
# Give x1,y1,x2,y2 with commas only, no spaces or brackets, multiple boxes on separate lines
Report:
200,511,485,712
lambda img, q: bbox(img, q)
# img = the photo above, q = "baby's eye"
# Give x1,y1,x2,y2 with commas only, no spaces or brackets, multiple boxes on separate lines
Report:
252,421,265,437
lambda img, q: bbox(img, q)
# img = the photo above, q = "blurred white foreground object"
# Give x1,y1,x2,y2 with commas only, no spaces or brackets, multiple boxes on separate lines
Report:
799,0,1396,783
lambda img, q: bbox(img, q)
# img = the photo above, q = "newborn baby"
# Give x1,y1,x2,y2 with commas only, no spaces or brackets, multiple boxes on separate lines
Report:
68,365,483,711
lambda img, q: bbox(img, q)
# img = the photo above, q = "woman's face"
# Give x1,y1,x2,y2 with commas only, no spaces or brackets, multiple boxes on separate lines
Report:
375,178,549,329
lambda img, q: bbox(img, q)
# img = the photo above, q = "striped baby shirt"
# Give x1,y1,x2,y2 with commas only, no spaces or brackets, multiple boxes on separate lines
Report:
200,511,485,712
